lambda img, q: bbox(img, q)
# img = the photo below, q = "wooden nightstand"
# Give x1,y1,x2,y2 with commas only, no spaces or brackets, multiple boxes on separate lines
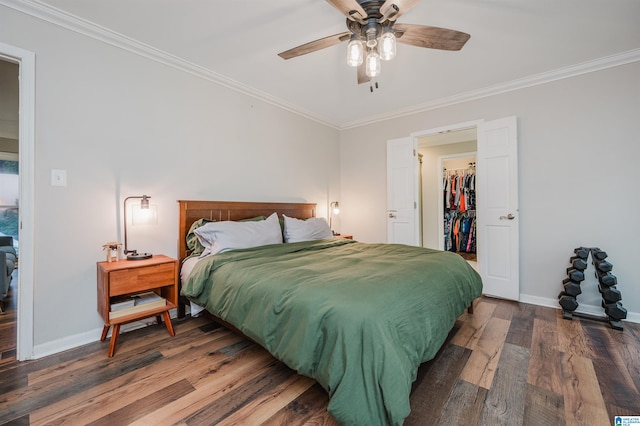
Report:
334,234,353,240
97,254,178,357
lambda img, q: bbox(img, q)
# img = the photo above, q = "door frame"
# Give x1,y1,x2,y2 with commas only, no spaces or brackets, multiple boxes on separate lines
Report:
413,119,482,251
409,118,519,301
0,42,35,360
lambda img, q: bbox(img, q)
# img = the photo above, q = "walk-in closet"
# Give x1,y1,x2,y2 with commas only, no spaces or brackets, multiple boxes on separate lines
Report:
417,130,477,265
442,158,476,261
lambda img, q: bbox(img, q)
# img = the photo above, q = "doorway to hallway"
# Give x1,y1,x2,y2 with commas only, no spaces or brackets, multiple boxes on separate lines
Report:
0,42,36,360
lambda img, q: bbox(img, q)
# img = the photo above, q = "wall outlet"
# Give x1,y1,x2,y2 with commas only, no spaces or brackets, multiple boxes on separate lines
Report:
51,169,67,186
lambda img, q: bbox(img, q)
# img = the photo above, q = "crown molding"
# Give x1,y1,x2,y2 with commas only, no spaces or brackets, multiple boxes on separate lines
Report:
340,48,640,129
2,0,638,131
0,0,340,129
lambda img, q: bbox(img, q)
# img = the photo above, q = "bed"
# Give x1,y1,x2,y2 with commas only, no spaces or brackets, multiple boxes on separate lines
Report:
177,200,482,426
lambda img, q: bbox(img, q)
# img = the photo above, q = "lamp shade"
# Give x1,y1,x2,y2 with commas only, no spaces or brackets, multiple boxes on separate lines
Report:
365,50,381,78
347,38,364,67
379,31,396,61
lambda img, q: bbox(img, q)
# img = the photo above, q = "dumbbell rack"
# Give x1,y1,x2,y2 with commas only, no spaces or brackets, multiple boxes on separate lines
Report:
558,246,627,330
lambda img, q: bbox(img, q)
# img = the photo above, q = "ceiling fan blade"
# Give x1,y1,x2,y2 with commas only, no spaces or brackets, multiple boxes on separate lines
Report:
357,62,370,85
394,23,470,51
325,0,368,20
380,0,420,21
278,32,351,60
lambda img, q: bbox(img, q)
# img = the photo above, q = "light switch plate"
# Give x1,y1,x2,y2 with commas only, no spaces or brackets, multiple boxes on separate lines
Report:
51,169,67,186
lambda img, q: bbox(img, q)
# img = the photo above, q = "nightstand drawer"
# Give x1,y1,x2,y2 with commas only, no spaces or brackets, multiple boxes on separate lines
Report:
110,263,175,296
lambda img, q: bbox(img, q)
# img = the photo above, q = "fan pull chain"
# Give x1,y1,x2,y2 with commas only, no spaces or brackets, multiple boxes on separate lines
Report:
369,81,380,93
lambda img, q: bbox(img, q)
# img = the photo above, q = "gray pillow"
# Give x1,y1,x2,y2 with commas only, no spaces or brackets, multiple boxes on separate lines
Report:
283,215,333,243
186,215,267,256
194,213,282,255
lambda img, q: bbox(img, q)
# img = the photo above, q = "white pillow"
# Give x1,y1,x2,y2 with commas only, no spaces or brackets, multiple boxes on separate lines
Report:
194,212,283,255
283,215,333,243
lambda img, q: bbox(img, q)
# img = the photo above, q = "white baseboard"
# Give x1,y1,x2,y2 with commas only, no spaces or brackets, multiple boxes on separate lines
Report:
32,308,182,359
519,293,640,324
31,296,638,359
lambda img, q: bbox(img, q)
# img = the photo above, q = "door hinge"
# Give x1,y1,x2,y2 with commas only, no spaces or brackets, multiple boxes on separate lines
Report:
413,149,416,156
414,201,417,209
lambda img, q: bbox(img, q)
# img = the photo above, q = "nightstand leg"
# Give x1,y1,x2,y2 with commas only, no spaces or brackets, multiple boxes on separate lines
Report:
108,324,121,357
162,311,175,337
100,325,110,341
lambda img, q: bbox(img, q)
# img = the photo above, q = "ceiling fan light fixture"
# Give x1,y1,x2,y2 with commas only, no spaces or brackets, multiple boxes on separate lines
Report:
379,29,396,61
346,37,364,67
278,0,470,86
365,50,381,78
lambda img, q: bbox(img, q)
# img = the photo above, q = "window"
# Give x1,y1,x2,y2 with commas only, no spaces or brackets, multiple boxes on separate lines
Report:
0,155,19,252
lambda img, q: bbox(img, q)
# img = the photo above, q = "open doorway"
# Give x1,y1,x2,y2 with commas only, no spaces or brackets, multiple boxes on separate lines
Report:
0,42,35,361
440,154,477,269
417,126,477,256
389,117,519,299
0,59,19,361
413,117,520,301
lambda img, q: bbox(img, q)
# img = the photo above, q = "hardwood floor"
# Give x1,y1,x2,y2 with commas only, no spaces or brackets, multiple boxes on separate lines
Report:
457,252,477,262
0,271,17,365
0,296,638,425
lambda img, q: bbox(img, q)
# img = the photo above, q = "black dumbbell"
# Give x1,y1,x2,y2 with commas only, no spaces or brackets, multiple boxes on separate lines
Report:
599,285,622,303
562,279,582,297
594,260,613,273
559,295,579,312
598,272,617,287
591,249,608,261
604,301,627,320
573,247,589,259
566,269,585,282
569,258,588,270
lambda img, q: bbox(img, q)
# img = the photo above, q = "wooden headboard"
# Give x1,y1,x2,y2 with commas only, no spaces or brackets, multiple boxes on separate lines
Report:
176,199,317,320
177,200,317,262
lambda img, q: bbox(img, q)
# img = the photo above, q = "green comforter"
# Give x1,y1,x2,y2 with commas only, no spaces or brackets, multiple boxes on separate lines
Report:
182,239,482,425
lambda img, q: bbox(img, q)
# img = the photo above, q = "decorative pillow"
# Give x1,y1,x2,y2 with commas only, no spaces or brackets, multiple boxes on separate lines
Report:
194,212,282,255
283,215,333,243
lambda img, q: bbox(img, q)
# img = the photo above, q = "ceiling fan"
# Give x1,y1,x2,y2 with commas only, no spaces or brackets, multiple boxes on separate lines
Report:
278,0,470,87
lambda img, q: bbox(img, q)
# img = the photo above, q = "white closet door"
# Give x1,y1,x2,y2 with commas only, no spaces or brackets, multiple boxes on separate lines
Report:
477,116,519,300
386,137,420,246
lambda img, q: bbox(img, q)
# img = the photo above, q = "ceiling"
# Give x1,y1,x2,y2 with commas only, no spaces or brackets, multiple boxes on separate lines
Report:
10,0,640,128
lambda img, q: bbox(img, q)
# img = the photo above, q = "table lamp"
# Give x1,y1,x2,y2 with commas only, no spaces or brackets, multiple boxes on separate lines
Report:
123,195,153,260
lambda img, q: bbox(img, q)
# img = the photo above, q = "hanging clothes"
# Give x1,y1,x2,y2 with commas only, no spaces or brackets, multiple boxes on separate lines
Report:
443,167,476,253
443,211,476,253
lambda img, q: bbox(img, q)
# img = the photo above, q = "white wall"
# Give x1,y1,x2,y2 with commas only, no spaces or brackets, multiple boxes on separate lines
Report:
341,62,640,319
0,5,340,355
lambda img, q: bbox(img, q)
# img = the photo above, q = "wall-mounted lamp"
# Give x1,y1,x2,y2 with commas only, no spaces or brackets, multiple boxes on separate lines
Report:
123,195,153,260
330,201,340,236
